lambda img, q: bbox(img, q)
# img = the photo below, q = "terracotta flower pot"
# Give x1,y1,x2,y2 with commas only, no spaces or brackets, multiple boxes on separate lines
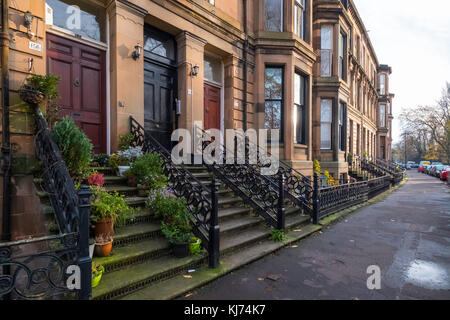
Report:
93,218,114,237
94,241,113,257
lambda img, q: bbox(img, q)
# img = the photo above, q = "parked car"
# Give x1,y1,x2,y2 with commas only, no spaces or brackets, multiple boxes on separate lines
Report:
424,165,433,175
440,167,450,181
431,165,446,177
418,161,430,173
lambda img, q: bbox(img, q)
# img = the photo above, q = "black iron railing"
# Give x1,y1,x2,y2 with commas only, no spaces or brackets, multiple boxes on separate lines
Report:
199,128,285,230
1,105,91,300
368,175,391,198
235,131,313,215
130,117,219,268
315,178,368,220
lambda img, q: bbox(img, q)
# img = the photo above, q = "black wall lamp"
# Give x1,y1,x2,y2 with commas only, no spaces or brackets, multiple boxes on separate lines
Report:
132,44,142,60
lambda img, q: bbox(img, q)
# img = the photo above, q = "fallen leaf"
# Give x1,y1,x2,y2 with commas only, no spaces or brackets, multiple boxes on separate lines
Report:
293,229,302,232
185,293,193,297
349,240,355,243
289,245,298,248
183,275,192,279
257,277,264,281
266,274,281,281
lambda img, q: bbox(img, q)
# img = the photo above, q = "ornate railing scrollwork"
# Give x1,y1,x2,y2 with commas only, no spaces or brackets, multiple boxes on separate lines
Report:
1,104,91,300
130,117,219,268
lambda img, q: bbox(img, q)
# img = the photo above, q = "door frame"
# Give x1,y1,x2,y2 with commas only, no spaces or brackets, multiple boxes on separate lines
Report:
45,17,111,154
203,52,225,145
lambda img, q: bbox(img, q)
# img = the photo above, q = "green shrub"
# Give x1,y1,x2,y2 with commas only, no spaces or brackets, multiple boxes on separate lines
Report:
51,116,93,180
118,133,134,151
23,74,61,101
90,187,134,227
159,197,192,244
125,153,167,188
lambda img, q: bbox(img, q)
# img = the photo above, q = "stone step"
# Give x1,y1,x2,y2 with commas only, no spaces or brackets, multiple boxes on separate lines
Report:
103,176,128,186
92,252,207,300
113,222,162,247
92,166,116,174
219,215,264,235
119,224,322,300
218,207,252,222
93,237,170,274
104,185,138,196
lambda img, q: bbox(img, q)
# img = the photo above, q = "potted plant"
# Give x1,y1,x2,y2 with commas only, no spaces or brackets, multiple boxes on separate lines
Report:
88,172,105,188
92,263,104,288
51,117,93,182
158,197,192,258
90,187,134,237
93,154,109,167
94,234,113,257
19,74,60,106
189,237,202,255
118,133,134,151
124,153,167,193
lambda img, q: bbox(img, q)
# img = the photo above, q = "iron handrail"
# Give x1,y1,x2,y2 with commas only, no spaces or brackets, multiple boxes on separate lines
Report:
129,117,220,267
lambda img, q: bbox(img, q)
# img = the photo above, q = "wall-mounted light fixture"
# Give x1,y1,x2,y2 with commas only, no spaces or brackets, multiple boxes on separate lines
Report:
190,64,200,77
24,11,34,38
132,44,142,60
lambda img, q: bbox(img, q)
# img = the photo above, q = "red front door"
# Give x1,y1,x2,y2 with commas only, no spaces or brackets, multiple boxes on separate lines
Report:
46,33,106,153
204,83,221,131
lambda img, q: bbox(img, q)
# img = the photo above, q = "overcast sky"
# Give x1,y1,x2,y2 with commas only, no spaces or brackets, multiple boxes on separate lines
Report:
353,0,450,143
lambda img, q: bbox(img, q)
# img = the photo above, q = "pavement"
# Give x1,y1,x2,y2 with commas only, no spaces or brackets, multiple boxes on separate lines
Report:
180,171,450,300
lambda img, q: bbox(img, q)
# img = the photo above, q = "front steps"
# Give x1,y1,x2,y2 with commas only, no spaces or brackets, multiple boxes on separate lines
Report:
34,164,315,300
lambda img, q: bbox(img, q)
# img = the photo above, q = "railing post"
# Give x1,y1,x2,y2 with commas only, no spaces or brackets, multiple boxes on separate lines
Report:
209,177,220,268
277,173,285,230
77,185,92,300
312,173,320,225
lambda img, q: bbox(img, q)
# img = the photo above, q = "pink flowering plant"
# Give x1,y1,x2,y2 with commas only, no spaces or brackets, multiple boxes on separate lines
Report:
88,172,105,187
146,186,177,218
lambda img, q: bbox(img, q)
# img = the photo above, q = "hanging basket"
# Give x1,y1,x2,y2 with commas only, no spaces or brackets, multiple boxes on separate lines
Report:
18,86,45,105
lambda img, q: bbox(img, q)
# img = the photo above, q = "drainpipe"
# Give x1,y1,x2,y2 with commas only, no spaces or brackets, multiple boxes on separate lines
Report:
242,0,248,132
1,0,11,241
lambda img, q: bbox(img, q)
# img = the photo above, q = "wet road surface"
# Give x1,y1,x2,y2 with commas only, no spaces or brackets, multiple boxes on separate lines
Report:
181,171,450,300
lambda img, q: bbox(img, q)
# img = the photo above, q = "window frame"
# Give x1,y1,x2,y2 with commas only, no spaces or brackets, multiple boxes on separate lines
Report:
264,66,285,142
294,0,306,40
320,99,333,150
265,0,284,32
294,71,307,145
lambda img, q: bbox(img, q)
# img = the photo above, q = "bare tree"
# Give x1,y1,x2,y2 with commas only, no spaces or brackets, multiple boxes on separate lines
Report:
400,83,450,163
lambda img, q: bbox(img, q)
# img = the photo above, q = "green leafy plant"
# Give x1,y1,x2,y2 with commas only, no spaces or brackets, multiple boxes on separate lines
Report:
152,196,192,244
90,187,134,227
22,74,61,101
108,153,130,169
118,133,134,151
125,153,167,188
270,229,286,242
347,153,353,164
51,116,93,180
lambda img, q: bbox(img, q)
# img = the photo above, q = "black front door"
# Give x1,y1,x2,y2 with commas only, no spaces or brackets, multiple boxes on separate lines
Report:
143,26,177,150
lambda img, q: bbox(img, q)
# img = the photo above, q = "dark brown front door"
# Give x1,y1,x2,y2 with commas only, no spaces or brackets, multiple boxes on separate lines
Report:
47,33,106,153
204,83,221,131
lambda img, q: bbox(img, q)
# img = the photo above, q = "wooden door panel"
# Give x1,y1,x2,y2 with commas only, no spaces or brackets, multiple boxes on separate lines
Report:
46,33,106,153
204,83,221,131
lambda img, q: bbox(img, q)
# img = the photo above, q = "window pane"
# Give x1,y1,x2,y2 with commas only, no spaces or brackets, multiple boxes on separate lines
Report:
294,73,301,105
46,0,106,42
321,123,332,149
265,0,283,32
265,68,283,99
265,101,282,130
204,55,223,84
144,29,176,61
321,99,332,122
321,25,333,50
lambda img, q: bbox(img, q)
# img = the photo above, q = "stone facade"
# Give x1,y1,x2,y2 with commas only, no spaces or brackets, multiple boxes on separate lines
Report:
0,0,394,239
